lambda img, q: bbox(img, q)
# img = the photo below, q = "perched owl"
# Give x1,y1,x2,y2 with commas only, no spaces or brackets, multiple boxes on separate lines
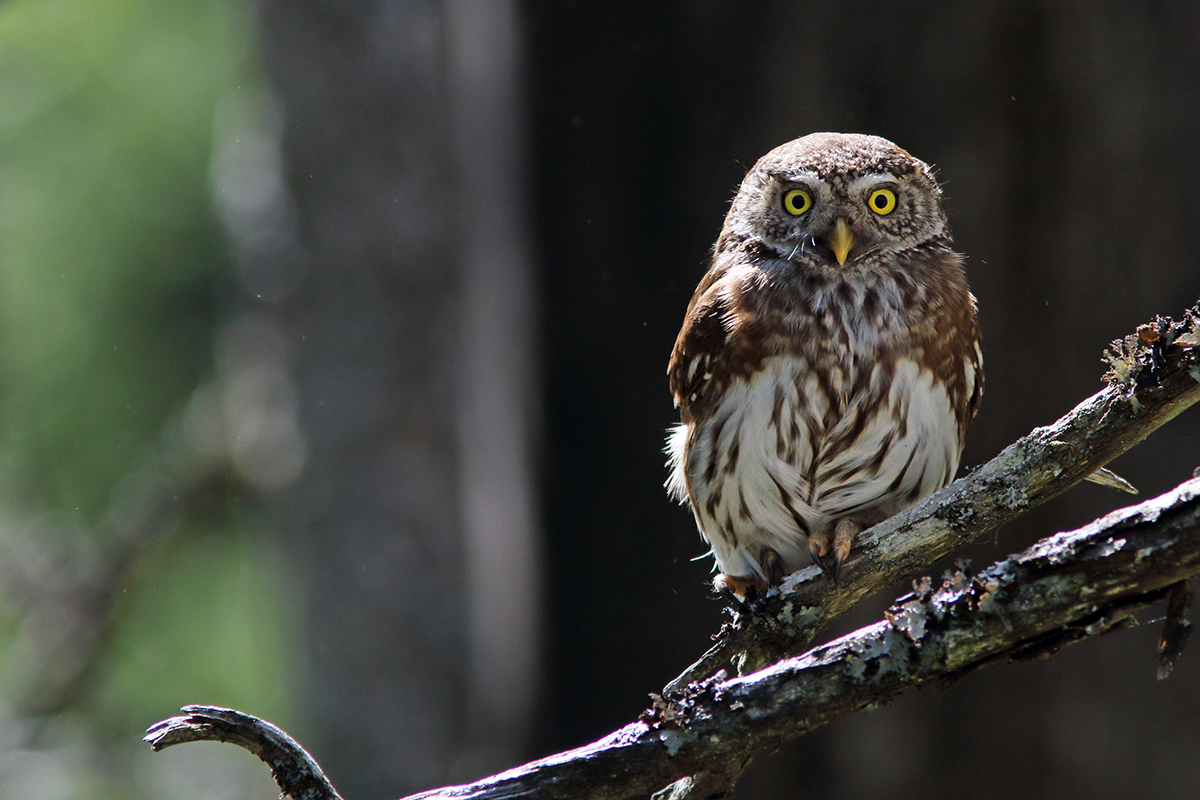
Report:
667,132,982,597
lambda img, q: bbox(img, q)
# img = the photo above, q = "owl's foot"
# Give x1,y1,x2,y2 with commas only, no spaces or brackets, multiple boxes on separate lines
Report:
809,519,862,580
713,548,783,601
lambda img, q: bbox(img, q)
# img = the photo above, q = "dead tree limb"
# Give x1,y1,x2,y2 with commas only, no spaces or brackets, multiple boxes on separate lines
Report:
145,302,1200,800
145,706,344,800
147,474,1200,800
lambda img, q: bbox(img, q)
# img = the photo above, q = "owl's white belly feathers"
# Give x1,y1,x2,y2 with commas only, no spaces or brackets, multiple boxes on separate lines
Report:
667,354,963,580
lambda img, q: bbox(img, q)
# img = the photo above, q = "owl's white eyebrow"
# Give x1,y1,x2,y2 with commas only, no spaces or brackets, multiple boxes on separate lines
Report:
781,171,824,185
847,173,902,193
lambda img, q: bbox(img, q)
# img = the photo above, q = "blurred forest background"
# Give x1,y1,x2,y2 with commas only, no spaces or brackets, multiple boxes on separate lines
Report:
0,1,1199,799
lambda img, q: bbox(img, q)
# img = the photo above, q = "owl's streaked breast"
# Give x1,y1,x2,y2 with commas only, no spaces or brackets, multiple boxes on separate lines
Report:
668,351,964,580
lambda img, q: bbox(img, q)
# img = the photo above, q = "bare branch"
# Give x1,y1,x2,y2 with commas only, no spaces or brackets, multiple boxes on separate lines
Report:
405,475,1200,800
145,705,344,800
144,303,1200,800
147,474,1200,800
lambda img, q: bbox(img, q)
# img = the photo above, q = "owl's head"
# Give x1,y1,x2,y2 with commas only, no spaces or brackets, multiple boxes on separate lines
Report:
725,133,949,269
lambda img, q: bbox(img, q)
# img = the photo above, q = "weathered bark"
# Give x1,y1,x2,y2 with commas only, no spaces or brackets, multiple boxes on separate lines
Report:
147,306,1200,800
146,706,344,800
147,474,1200,800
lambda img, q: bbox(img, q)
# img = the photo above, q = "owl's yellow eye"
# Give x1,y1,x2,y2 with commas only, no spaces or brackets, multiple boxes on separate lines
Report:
782,188,812,216
867,188,897,215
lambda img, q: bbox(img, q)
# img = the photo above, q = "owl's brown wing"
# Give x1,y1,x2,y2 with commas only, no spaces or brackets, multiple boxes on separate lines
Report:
669,261,771,425
964,332,984,441
948,292,984,445
669,299,724,418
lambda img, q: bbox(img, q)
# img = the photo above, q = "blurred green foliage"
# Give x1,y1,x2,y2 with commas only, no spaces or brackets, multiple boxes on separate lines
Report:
0,0,294,785
98,519,293,732
0,0,238,514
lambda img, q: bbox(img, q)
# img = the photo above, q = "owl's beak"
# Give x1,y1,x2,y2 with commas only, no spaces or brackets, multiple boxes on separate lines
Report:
828,218,855,265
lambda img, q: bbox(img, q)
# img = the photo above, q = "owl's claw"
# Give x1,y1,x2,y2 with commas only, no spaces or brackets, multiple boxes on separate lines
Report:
713,548,783,602
810,549,844,581
759,547,784,585
831,518,859,572
810,519,862,581
808,544,831,578
713,572,767,602
809,532,836,579
810,549,849,581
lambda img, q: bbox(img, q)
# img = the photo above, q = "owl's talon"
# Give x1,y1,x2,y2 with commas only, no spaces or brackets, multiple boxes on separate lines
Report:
828,518,861,580
808,532,834,578
816,551,843,581
713,572,769,603
714,547,785,602
759,547,784,586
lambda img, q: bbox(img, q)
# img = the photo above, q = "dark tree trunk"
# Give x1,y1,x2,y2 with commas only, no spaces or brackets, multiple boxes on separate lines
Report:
251,2,540,798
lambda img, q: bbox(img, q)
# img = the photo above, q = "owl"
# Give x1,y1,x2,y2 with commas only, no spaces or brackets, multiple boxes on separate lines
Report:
667,132,982,598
